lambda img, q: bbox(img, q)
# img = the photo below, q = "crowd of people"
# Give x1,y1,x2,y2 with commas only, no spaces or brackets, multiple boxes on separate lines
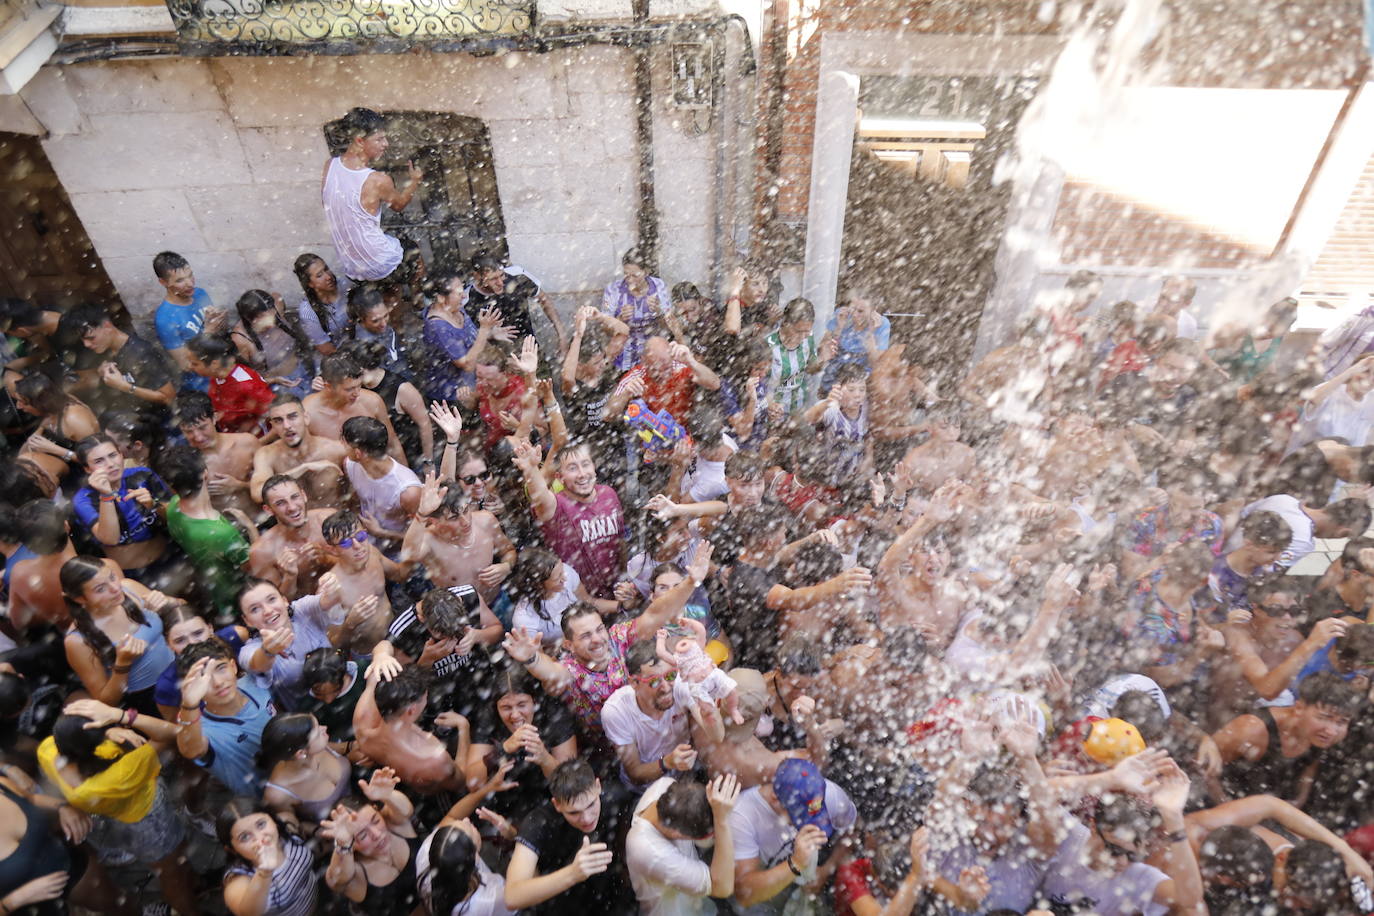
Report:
2,106,1374,916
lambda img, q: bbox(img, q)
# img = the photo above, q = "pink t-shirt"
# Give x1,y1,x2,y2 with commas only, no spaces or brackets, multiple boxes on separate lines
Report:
541,485,625,599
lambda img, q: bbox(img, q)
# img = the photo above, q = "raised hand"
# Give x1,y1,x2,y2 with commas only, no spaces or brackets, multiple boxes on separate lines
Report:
344,595,380,633
417,468,447,517
320,805,357,847
407,159,423,183
261,624,294,658
1110,747,1170,795
435,711,469,731
502,627,541,664
1150,758,1192,817
318,571,343,610
667,342,693,365
429,401,464,442
179,657,214,707
956,866,991,906
87,466,115,497
1042,563,1080,608
64,698,122,728
360,766,399,802
477,306,503,330
997,695,1041,760
644,493,677,521
513,337,539,376
114,634,148,667
687,542,713,583
476,806,516,840
510,438,541,472
706,772,741,816
255,835,284,872
575,306,597,334
571,836,615,882
365,653,403,683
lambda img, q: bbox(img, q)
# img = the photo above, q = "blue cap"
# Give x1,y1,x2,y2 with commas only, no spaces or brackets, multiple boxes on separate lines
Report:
773,758,832,838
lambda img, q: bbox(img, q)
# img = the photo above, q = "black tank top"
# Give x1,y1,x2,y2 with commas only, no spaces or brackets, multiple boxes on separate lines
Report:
351,833,422,916
1222,707,1321,802
0,779,70,899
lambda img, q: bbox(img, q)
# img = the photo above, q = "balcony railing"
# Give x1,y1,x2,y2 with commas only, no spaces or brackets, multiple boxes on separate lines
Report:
164,0,535,55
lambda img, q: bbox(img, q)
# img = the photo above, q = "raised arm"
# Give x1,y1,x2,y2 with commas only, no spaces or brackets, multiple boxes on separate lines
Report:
670,342,720,391
512,438,558,524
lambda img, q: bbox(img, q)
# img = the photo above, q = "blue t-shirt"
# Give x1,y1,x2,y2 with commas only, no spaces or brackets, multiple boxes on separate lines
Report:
422,315,479,401
153,624,246,709
154,288,213,392
194,677,275,795
1,545,36,602
72,467,171,546
238,595,332,713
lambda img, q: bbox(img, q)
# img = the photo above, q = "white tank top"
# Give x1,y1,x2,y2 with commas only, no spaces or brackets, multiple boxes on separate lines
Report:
322,157,403,282
345,457,420,533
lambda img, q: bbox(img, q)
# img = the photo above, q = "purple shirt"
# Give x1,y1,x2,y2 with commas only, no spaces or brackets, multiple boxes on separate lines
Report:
541,485,625,599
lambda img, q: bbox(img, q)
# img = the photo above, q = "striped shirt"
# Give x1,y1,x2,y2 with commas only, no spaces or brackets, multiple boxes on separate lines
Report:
226,835,316,916
767,331,818,415
387,585,483,678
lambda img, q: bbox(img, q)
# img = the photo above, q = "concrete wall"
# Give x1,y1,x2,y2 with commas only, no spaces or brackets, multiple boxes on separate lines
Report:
18,42,733,320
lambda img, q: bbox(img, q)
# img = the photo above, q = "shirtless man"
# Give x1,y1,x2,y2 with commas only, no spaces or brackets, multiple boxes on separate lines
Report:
318,508,404,652
894,409,974,500
874,487,965,648
303,353,403,462
174,392,260,519
9,500,76,632
400,471,515,606
251,393,348,507
246,475,333,600
352,658,470,793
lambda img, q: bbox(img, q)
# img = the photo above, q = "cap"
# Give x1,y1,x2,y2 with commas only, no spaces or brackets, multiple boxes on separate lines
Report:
773,758,832,838
1082,717,1146,765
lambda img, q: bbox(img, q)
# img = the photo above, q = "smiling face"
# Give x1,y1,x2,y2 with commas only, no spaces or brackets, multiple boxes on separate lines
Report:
564,614,610,666
359,304,389,336
167,617,213,655
239,583,289,631
557,447,598,499
457,457,491,501
229,812,279,865
263,480,308,528
496,692,536,733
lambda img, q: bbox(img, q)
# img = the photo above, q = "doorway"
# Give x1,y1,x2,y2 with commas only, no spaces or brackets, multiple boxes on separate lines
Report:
0,132,120,307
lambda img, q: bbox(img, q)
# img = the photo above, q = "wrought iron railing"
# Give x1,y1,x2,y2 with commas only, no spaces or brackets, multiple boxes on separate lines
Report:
165,0,535,56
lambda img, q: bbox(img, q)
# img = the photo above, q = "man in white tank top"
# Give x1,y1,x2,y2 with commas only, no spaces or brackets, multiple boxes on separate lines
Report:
322,108,424,283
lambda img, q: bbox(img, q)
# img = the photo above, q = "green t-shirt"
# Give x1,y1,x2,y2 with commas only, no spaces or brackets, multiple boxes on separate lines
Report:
166,495,250,619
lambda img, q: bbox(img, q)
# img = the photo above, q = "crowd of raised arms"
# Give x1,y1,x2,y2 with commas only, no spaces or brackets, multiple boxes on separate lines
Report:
6,109,1374,916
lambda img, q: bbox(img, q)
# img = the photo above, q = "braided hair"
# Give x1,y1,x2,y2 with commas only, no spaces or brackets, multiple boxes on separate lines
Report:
60,556,149,669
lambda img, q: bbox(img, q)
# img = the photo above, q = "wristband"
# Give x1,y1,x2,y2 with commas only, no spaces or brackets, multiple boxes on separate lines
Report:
178,709,201,724
444,439,458,447
786,855,802,876
100,495,117,503
1161,830,1188,845
334,843,353,855
658,757,669,775
124,707,137,726
112,664,132,675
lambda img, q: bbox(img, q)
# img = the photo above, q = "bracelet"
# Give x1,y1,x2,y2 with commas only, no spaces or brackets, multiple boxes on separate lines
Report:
65,450,76,463
112,664,132,675
786,855,802,876
181,703,199,710
1161,830,1188,845
99,495,117,503
177,710,200,724
444,439,458,447
124,707,137,726
658,757,669,775
334,843,353,855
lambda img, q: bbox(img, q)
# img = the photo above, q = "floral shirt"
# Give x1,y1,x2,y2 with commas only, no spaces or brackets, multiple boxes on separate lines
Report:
1128,504,1224,558
558,619,637,733
1126,572,1216,667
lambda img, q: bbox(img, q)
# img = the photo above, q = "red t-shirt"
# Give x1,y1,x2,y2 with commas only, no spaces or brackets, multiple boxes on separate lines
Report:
833,858,876,916
211,364,273,433
614,362,696,420
540,485,625,599
1099,339,1147,389
477,374,527,452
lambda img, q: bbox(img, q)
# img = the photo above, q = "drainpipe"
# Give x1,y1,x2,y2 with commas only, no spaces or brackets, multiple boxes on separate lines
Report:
631,0,658,271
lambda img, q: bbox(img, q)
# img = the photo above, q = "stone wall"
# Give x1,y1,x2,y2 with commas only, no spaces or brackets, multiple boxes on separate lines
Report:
19,42,734,320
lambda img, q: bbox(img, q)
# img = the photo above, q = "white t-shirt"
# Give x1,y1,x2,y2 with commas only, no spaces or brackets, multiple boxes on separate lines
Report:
1080,673,1172,721
684,436,737,503
1287,385,1374,454
627,777,714,916
511,563,581,646
1228,495,1316,569
727,781,858,916
344,457,421,535
1039,821,1167,916
415,829,512,916
1175,309,1199,341
601,684,691,777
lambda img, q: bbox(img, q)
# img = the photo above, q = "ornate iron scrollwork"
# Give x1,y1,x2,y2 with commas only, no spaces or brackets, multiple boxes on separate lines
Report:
165,0,534,55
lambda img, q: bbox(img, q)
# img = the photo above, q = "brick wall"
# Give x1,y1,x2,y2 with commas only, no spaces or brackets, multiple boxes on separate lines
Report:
1307,150,1374,295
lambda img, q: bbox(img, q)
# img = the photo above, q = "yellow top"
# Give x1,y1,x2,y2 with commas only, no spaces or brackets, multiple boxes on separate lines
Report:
36,736,159,823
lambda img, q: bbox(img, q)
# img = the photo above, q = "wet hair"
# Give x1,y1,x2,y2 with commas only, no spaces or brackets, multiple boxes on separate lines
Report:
343,107,387,140
473,337,516,368
64,303,112,338
14,371,70,417
17,499,68,555
418,588,474,640
216,798,281,860
261,474,303,505
0,672,30,720
74,432,118,468
966,762,1025,814
0,506,19,548
724,451,763,482
176,636,237,678
1332,624,1374,670
159,603,209,642
345,286,388,341
0,299,44,332
1199,825,1274,883
236,289,313,363
1285,840,1356,912
776,637,823,677
658,780,713,838
428,825,482,915
303,647,348,691
625,639,660,676
340,338,388,373
1094,791,1158,846
508,548,561,624
490,663,540,706
269,391,303,414
53,714,125,780
622,247,647,269
187,333,236,366
548,758,597,802
156,445,206,498
1109,690,1167,744
60,555,150,668
342,416,389,458
832,362,867,388
470,254,505,275
1241,510,1292,549
103,412,160,457
1326,498,1373,538
294,254,336,337
781,297,815,326
559,602,603,641
671,282,701,304
1295,671,1362,718
322,509,363,544
320,353,362,385
153,251,189,280
172,391,215,430
374,666,432,719
258,713,316,770
1247,573,1305,607
1160,540,1214,583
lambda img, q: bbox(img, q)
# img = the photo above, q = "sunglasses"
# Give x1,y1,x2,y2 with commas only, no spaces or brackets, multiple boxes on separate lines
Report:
333,530,369,549
634,671,677,689
460,470,492,485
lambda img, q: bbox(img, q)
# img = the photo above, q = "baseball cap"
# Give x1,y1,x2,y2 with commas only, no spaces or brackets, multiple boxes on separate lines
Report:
1082,717,1146,765
773,758,832,838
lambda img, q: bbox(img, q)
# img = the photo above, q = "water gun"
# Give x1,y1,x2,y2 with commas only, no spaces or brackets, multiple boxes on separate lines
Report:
624,399,687,452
